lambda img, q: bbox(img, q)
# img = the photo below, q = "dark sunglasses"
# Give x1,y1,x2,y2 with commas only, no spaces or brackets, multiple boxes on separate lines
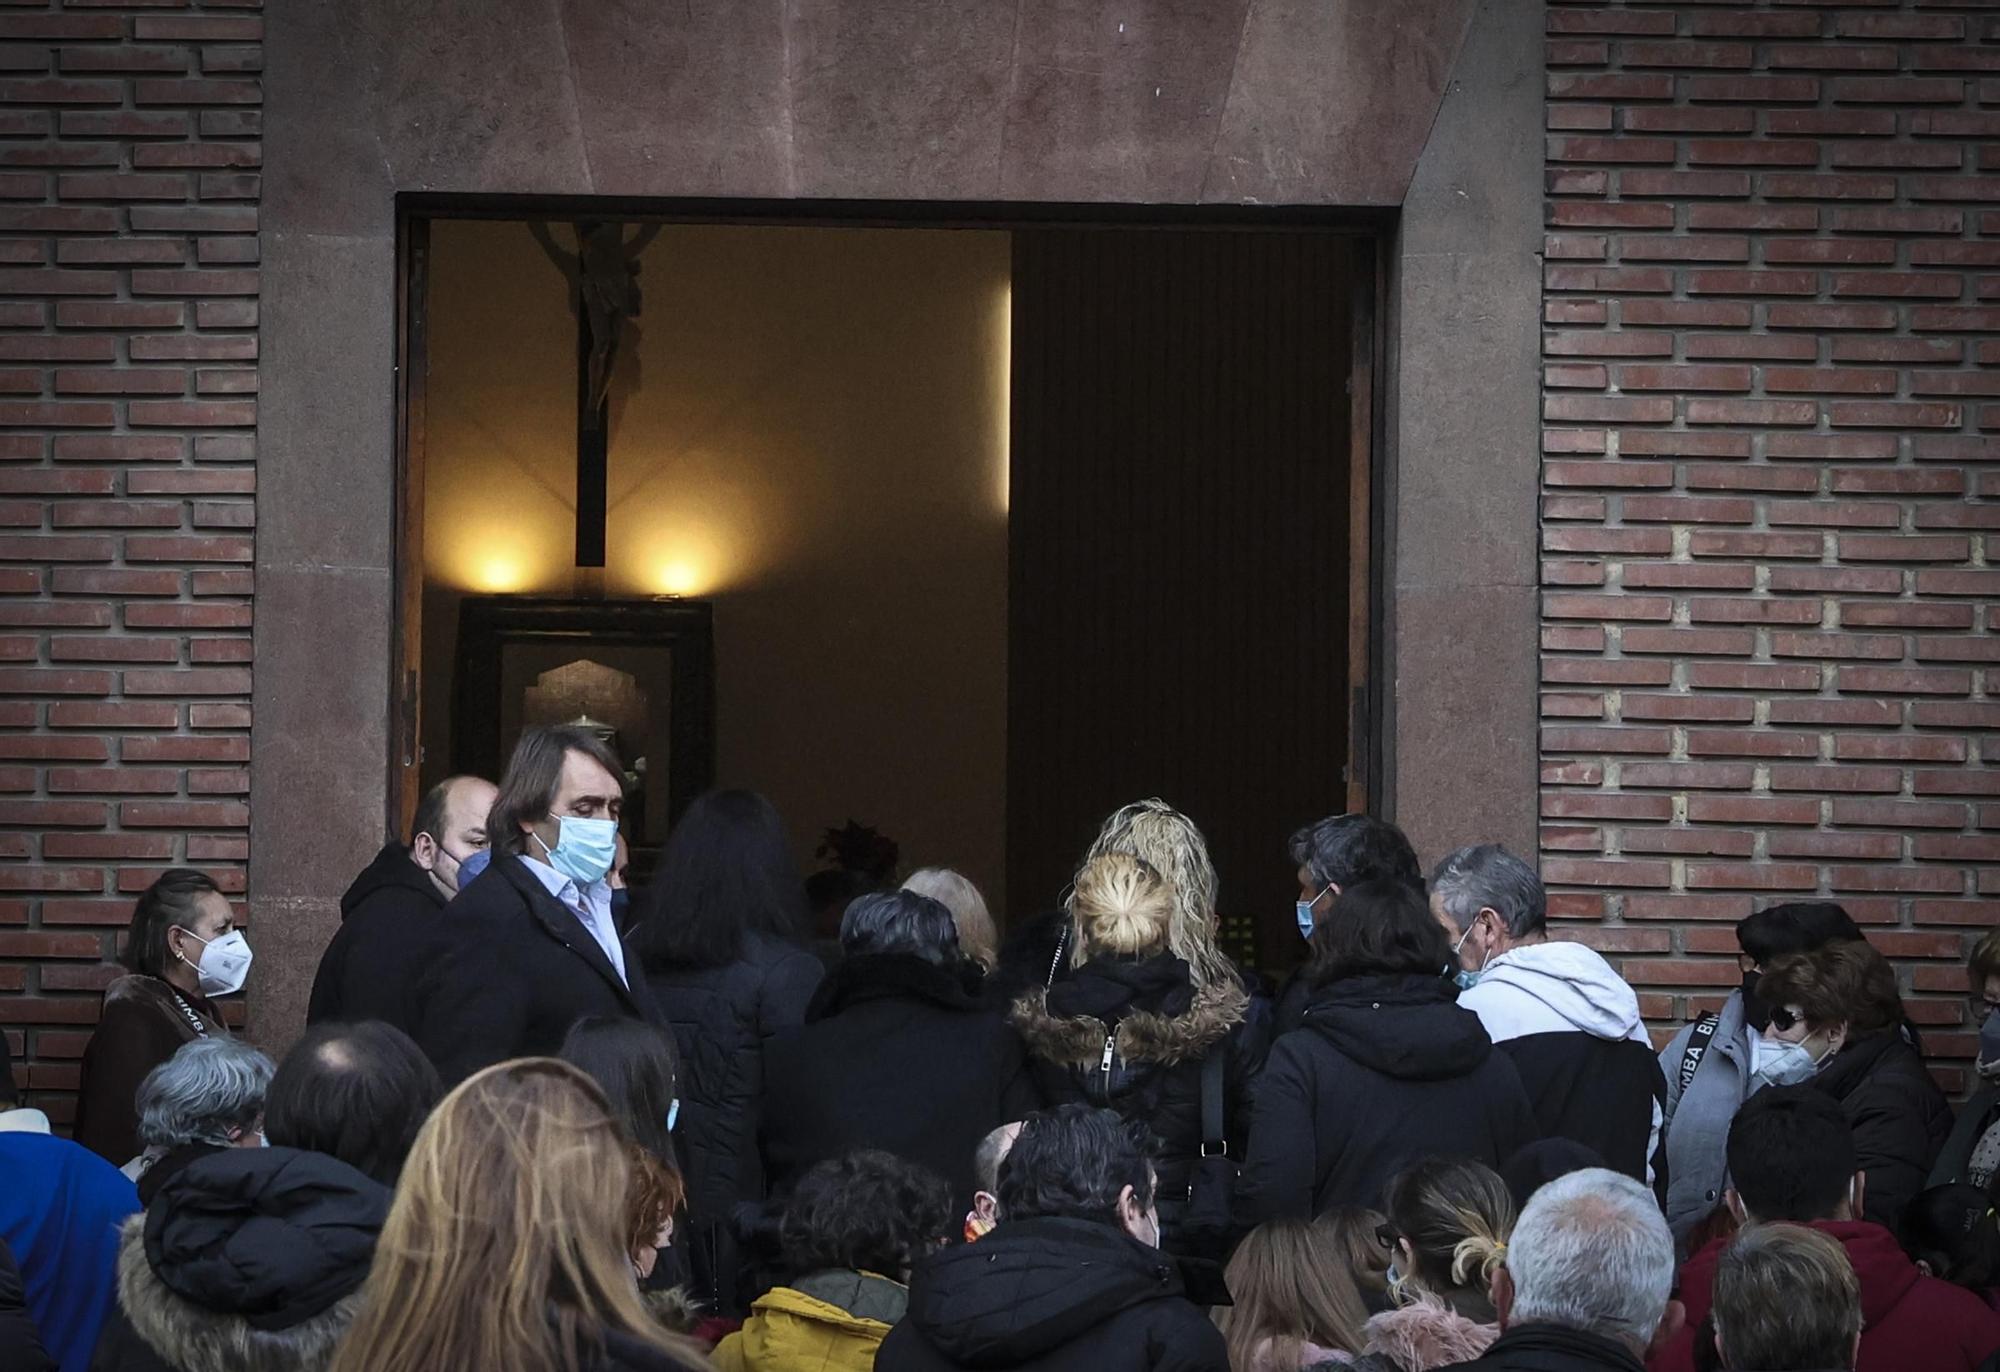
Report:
1374,1221,1401,1252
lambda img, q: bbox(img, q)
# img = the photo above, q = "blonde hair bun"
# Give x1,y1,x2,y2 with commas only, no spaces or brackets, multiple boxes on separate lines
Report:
1073,852,1172,957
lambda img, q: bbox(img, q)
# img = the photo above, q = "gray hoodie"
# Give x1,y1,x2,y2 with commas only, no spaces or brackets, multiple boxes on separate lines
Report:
1656,987,1753,1243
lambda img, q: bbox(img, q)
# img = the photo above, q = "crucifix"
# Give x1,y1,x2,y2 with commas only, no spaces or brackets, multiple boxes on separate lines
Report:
529,220,663,569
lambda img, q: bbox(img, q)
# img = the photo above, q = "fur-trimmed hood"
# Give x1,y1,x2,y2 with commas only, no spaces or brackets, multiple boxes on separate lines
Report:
113,1217,361,1372
1357,1297,1497,1372
1012,974,1247,1067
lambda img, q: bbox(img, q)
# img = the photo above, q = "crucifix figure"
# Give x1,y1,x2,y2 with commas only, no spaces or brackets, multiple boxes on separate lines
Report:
529,220,662,567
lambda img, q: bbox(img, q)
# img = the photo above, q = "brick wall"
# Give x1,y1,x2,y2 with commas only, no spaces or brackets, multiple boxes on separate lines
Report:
1541,1,1998,1081
0,2,258,1124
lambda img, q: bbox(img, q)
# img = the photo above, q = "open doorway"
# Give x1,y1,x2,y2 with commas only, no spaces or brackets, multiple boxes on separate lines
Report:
393,202,1377,975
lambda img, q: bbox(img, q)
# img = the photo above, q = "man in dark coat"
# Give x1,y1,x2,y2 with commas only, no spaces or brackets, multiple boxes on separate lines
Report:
1654,1087,2000,1372
1434,844,1668,1197
306,773,496,1033
761,890,1040,1208
1438,1168,1679,1372
877,1104,1227,1372
413,727,661,1083
1275,814,1424,1034
1236,880,1539,1223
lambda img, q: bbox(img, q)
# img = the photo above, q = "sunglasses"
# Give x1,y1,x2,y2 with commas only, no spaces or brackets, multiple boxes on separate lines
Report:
1375,1221,1401,1252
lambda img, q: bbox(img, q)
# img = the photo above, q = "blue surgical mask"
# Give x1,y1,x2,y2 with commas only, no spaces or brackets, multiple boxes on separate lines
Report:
457,848,491,886
666,1098,680,1133
535,815,619,887
1297,884,1332,941
1450,921,1487,991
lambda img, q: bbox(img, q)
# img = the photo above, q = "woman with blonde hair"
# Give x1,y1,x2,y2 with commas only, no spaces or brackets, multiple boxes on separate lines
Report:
1075,798,1236,992
1349,1158,1513,1372
328,1058,706,1372
1011,852,1262,1257
1217,1216,1372,1370
901,867,998,971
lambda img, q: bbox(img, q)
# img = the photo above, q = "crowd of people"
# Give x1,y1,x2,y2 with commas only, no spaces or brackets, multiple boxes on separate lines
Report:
4,721,2000,1372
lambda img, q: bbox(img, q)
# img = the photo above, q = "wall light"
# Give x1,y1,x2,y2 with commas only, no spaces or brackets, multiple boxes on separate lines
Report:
473,552,531,594
656,560,706,597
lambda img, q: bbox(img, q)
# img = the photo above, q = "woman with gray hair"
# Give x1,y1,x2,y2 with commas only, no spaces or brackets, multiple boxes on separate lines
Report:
760,890,1040,1208
125,1037,273,1202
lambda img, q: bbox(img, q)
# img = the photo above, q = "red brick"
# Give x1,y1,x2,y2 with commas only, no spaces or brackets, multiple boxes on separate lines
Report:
1626,895,1754,923
1837,666,1973,695
1685,864,1821,892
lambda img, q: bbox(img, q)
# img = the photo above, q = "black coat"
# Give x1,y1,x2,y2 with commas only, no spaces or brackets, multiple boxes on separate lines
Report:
306,843,447,1034
1814,1025,1953,1233
761,954,1041,1207
412,854,664,1085
1011,956,1266,1213
1235,973,1540,1221
1437,1323,1644,1372
876,1216,1228,1372
89,1147,389,1372
0,1238,54,1372
641,931,823,1312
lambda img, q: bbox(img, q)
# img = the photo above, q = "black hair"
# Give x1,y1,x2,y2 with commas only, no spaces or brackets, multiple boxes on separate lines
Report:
1499,1138,1606,1214
1289,815,1422,892
1306,878,1453,987
263,1021,442,1187
1726,1085,1857,1222
629,789,809,970
558,1014,681,1168
1736,901,1864,966
1902,1184,2000,1293
840,889,961,965
487,725,626,859
410,777,453,848
779,1151,954,1281
121,868,224,978
998,1103,1157,1226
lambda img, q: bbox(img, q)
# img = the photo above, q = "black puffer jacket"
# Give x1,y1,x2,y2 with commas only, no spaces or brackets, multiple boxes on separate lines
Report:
1011,955,1265,1239
876,1216,1227,1372
642,931,823,1312
1814,1025,1953,1233
1436,1322,1644,1372
88,1148,389,1372
0,1238,54,1372
762,953,1041,1207
306,842,447,1034
1235,973,1539,1221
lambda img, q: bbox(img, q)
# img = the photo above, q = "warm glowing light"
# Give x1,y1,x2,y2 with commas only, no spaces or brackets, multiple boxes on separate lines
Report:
656,561,705,597
473,553,530,593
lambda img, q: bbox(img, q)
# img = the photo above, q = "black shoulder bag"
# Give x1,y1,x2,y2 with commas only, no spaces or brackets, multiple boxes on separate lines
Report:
1182,1050,1236,1244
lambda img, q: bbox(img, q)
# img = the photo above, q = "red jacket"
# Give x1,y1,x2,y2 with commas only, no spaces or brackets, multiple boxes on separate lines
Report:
1650,1220,2000,1372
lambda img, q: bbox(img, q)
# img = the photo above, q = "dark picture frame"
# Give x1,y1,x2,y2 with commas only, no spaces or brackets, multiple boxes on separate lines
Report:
451,596,715,850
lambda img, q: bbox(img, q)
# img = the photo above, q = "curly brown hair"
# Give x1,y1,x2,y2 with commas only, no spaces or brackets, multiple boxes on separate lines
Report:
1759,938,1902,1037
626,1145,685,1258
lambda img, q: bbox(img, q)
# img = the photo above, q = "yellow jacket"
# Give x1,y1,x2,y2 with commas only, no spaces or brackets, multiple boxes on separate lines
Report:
711,1271,906,1372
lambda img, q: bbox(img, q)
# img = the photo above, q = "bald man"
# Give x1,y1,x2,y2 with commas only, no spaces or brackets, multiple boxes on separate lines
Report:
307,774,498,1032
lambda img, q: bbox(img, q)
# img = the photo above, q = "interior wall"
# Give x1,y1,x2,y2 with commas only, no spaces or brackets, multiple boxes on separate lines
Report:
420,221,1011,904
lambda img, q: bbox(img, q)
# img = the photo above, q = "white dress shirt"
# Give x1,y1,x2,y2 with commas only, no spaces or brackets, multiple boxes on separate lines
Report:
519,852,628,987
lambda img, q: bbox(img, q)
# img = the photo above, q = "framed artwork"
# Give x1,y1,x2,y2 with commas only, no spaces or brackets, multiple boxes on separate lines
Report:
451,596,715,852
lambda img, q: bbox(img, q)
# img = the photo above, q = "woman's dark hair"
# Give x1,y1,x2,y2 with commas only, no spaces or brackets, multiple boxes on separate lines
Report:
1306,877,1452,986
1381,1157,1514,1310
998,1103,1156,1225
1903,1184,2000,1292
558,1015,681,1167
778,1151,954,1281
1737,901,1863,966
630,789,809,969
1760,938,1904,1038
264,1021,442,1186
121,868,223,978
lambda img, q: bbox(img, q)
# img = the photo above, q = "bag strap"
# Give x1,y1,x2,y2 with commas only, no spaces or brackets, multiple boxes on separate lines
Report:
1677,1011,1721,1099
1200,1048,1227,1158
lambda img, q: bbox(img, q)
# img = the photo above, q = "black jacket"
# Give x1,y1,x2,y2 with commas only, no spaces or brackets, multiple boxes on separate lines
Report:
1437,1323,1644,1372
412,854,665,1084
1235,973,1540,1221
0,1238,54,1372
762,953,1041,1207
1813,1026,1953,1233
1011,956,1265,1216
641,930,823,1313
306,843,446,1033
89,1148,389,1372
876,1216,1228,1372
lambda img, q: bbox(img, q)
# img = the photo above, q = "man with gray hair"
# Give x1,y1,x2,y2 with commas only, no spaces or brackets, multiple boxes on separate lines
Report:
125,1036,274,1197
761,890,1039,1208
1440,1167,1681,1372
1432,843,1667,1194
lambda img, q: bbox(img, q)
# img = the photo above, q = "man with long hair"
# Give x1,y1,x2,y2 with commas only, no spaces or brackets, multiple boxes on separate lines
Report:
413,726,663,1082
